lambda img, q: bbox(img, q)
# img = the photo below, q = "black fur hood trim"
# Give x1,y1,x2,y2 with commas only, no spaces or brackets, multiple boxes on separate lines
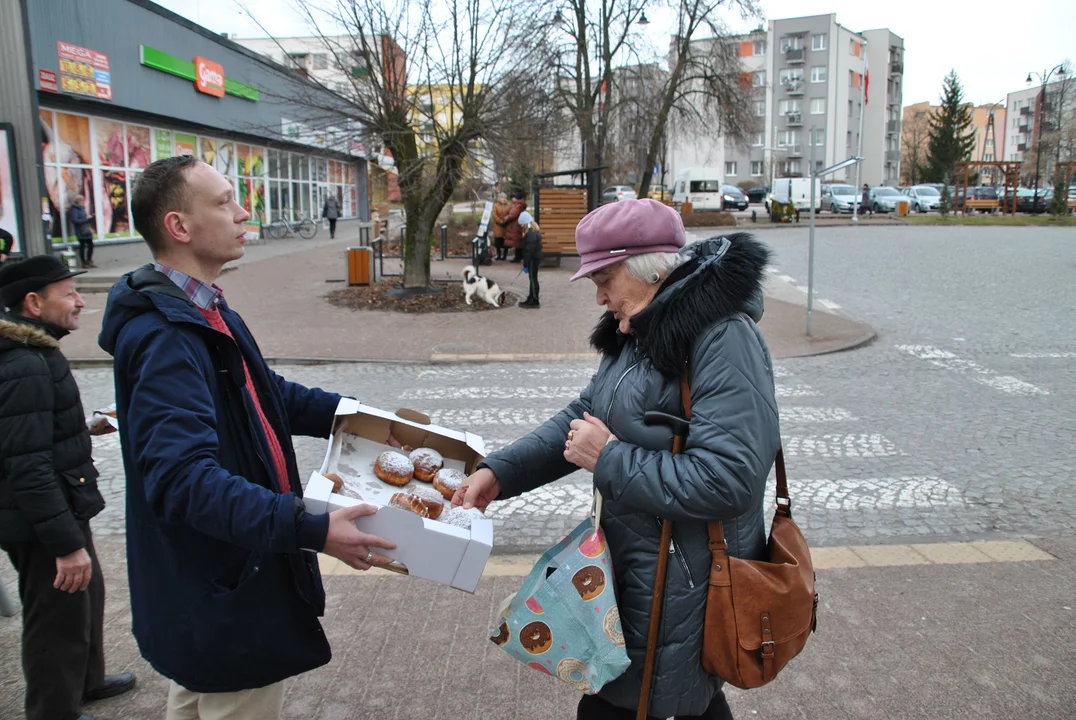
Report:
589,232,771,377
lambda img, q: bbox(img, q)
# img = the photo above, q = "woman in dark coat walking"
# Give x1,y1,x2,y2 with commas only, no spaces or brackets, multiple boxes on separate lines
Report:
322,194,341,238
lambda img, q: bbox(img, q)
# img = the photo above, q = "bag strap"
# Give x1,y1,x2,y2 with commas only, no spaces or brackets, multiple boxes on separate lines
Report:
636,374,692,720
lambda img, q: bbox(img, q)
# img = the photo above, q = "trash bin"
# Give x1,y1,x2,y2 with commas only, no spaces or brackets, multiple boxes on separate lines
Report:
897,199,909,216
347,246,373,286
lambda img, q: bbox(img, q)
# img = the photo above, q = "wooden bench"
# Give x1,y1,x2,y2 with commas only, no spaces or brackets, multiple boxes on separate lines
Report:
963,199,999,213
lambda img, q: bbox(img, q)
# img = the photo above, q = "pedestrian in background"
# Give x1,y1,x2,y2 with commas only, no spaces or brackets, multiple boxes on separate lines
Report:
491,192,510,260
67,196,96,268
0,255,136,720
502,189,527,263
518,210,543,309
861,184,872,216
322,193,340,239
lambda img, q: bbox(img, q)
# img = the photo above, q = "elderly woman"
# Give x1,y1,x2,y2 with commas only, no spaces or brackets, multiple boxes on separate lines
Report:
456,198,781,720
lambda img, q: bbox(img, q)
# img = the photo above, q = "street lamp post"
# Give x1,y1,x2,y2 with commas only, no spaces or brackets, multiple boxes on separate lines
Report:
1026,64,1066,210
806,153,863,336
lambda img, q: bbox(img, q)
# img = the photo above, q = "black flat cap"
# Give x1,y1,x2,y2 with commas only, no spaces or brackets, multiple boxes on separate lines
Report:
0,255,86,309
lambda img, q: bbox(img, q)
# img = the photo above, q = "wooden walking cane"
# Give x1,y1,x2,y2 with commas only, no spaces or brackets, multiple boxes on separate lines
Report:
636,388,692,720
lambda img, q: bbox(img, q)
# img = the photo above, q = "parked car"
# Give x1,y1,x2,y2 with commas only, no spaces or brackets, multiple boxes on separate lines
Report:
601,185,638,204
720,185,749,211
868,186,905,213
901,185,942,213
820,183,858,213
745,185,770,204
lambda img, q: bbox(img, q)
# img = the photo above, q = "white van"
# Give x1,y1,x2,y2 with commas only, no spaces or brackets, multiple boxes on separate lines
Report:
672,168,725,210
770,177,822,213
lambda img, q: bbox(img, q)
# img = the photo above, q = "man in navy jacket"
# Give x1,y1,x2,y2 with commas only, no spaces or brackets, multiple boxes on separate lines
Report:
99,155,395,719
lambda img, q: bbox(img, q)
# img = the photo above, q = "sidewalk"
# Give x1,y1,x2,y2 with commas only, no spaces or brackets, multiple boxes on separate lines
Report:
2,534,1072,719
63,224,875,365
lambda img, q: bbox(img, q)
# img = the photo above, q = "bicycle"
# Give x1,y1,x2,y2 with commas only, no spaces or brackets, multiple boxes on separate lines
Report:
265,215,318,239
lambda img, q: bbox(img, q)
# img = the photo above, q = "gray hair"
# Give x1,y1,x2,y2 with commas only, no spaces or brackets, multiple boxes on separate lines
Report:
624,252,686,285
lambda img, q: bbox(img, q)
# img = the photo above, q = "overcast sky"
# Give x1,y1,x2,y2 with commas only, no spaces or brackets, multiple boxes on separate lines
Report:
157,0,1074,106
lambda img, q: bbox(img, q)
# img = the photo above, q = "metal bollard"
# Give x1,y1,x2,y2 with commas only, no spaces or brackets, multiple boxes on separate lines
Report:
441,225,448,261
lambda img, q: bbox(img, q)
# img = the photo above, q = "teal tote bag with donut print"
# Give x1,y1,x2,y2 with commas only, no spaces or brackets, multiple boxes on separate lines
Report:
489,492,630,694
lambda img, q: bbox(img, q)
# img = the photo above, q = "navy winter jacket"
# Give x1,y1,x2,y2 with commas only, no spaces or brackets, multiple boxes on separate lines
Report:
98,265,342,692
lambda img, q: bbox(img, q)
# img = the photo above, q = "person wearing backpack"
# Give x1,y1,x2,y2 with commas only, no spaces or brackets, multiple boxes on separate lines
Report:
67,197,96,268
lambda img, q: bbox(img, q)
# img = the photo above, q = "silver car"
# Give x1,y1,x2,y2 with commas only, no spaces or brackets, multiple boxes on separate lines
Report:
901,185,941,212
868,186,904,213
821,184,859,214
601,185,638,204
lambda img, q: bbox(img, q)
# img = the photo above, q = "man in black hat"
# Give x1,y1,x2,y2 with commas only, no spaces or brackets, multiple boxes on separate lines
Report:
0,255,136,720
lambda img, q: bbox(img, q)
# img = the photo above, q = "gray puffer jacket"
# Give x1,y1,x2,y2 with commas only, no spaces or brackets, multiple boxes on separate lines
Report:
480,233,781,717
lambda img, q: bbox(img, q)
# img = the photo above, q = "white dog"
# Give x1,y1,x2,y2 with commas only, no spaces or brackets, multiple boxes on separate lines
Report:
462,265,506,308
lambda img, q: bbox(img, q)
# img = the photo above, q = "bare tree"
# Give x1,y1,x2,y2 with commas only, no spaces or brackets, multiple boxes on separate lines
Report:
635,0,760,199
244,0,547,288
901,108,930,185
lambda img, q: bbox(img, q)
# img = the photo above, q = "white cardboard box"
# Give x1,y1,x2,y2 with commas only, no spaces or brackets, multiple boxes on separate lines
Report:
303,399,494,593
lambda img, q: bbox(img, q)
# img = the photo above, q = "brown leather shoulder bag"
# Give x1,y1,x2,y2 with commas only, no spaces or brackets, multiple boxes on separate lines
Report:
636,375,818,718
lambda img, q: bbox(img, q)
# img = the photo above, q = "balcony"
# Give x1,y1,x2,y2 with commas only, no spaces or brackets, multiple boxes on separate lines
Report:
885,150,900,163
887,120,899,133
786,112,803,126
787,144,803,157
890,61,903,74
1017,142,1028,152
784,48,805,63
784,81,804,95
1018,120,1031,133
1020,106,1033,116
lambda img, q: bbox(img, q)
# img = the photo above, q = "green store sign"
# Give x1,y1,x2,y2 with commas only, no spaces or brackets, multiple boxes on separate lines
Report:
139,45,259,102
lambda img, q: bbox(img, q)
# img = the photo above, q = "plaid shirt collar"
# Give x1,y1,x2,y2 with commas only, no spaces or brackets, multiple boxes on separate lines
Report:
152,263,224,310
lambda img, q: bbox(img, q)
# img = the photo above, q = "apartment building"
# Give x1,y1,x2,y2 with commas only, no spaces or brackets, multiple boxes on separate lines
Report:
669,14,904,189
1004,79,1074,182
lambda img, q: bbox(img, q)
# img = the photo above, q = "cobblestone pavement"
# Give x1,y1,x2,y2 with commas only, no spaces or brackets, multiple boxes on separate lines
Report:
71,226,1076,552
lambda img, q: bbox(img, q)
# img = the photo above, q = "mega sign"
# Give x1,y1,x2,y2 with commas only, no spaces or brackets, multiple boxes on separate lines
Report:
194,57,225,97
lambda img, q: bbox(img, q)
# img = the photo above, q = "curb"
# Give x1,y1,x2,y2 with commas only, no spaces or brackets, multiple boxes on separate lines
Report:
777,325,879,359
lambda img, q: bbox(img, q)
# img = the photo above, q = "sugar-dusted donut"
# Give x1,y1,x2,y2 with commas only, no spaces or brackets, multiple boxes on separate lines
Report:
556,658,590,692
389,492,429,518
433,467,466,500
405,485,445,519
409,448,444,483
438,506,483,530
520,621,553,654
323,472,345,493
374,451,414,486
603,606,624,646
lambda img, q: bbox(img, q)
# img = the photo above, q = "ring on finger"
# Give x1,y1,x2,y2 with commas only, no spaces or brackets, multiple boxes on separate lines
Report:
364,550,373,564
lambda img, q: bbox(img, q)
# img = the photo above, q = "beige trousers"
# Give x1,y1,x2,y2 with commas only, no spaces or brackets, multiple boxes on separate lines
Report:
166,680,285,720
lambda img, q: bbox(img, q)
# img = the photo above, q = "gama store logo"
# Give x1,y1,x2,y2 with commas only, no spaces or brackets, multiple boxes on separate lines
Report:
194,57,225,97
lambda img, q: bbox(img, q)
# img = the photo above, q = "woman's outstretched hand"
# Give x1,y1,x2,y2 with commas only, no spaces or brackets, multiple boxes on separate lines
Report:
564,412,616,472
454,468,501,511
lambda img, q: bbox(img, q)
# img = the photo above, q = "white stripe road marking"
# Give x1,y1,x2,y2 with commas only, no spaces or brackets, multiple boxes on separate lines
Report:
766,268,779,274
407,383,817,400
417,366,596,379
780,407,857,423
430,405,850,429
795,285,810,294
783,433,901,458
766,476,965,510
1009,352,1076,359
400,386,585,400
778,275,796,283
819,299,842,311
429,409,563,427
897,345,1048,396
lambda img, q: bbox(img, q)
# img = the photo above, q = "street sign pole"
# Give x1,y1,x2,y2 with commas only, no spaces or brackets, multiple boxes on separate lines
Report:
807,137,817,336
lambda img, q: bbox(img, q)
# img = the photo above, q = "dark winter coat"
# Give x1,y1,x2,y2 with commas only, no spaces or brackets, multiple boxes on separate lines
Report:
521,227,543,264
478,234,781,717
0,315,104,557
502,198,527,248
67,205,94,241
322,196,340,220
97,266,342,693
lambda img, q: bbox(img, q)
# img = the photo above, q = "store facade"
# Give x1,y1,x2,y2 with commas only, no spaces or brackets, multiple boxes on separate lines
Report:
24,0,368,249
